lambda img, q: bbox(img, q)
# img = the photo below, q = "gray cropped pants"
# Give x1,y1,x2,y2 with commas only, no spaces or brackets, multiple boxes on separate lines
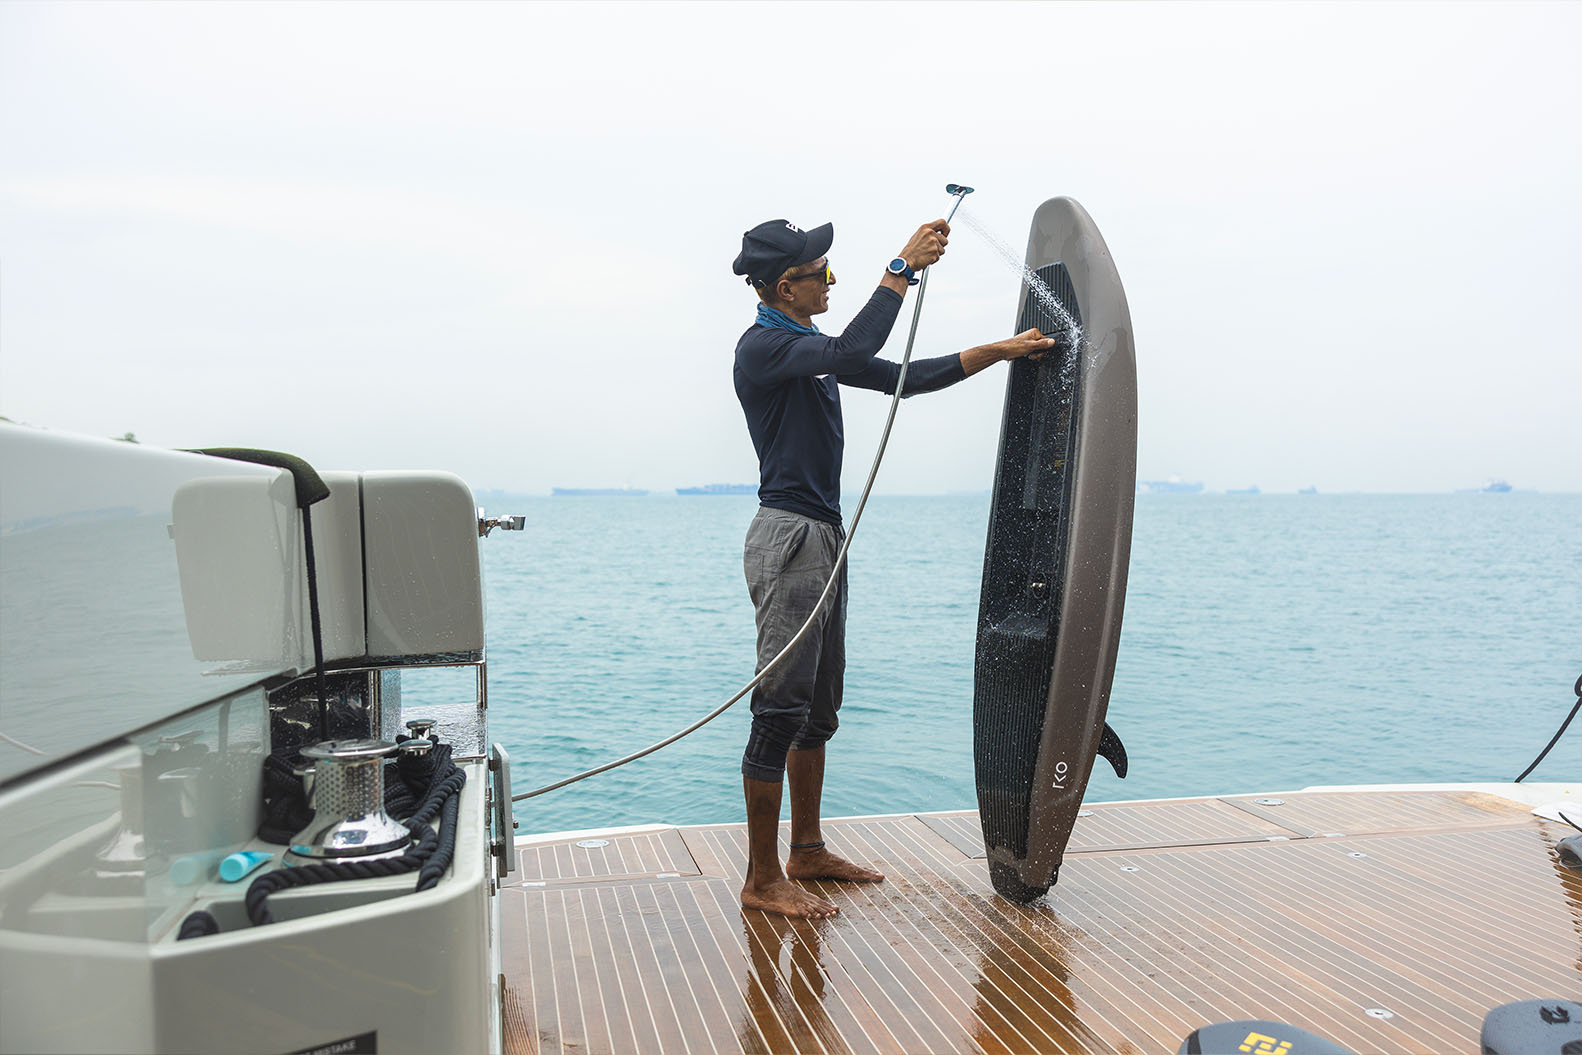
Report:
740,507,847,783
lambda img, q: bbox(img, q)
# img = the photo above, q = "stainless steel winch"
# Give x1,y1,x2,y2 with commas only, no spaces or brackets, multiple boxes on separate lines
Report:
285,736,433,864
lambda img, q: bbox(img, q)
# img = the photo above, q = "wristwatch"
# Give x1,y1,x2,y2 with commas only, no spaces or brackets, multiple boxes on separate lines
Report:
887,257,920,286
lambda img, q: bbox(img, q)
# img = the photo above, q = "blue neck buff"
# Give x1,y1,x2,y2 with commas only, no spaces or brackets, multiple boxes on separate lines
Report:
755,303,820,336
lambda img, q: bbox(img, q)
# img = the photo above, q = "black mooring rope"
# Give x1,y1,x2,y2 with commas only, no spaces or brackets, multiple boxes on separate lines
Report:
176,911,219,940
238,740,466,927
1515,672,1582,783
258,751,314,844
244,822,442,926
245,776,466,924
418,790,463,890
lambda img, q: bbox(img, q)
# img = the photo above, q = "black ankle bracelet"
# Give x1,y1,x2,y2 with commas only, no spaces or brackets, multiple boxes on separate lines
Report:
789,841,825,852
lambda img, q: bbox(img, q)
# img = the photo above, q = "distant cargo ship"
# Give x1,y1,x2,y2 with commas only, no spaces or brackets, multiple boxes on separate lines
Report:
1298,485,1319,494
550,487,648,497
676,483,756,496
1138,476,1203,494
1483,479,1512,493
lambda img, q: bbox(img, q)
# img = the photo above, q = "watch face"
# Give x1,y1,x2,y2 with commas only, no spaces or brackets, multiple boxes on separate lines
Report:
889,258,907,274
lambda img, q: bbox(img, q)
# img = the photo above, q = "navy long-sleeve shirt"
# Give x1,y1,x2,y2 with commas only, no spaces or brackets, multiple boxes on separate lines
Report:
733,285,968,524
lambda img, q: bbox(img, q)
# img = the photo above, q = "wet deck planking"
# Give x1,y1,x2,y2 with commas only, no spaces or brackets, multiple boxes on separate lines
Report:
502,790,1579,1055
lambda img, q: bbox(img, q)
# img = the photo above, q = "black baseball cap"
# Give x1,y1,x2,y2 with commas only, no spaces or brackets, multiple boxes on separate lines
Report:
732,219,835,288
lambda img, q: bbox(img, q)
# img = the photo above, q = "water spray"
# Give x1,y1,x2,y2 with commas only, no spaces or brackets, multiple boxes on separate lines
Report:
513,183,979,804
954,206,1083,349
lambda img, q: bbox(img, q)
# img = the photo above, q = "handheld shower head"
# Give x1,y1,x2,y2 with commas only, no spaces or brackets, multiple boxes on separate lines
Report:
944,184,975,222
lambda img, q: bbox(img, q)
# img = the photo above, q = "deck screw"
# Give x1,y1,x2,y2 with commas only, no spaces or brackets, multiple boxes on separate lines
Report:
1347,851,1368,859
1365,1008,1394,1019
1120,865,1140,872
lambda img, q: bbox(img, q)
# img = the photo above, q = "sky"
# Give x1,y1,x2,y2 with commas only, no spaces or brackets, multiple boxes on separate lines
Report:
2,1,1578,495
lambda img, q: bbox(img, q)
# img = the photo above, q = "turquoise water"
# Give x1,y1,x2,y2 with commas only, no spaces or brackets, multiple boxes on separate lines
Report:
475,493,1581,836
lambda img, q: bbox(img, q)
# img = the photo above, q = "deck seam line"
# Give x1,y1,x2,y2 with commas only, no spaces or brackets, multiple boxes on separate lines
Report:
842,819,1095,1054
674,878,752,1055
702,828,887,1054
1152,840,1490,1048
826,822,1033,1055
592,884,641,1055
874,816,1167,1052
688,876,803,1054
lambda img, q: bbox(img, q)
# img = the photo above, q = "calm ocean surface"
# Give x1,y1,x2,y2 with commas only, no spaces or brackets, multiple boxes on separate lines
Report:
463,493,1580,836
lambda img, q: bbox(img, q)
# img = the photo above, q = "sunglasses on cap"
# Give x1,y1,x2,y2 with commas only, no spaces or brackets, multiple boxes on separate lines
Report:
786,263,834,286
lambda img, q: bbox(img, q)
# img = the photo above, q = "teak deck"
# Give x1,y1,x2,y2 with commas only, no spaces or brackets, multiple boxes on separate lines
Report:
500,789,1581,1054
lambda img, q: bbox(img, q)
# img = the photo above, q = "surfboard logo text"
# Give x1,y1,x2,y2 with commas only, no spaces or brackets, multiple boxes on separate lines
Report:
1238,1033,1292,1055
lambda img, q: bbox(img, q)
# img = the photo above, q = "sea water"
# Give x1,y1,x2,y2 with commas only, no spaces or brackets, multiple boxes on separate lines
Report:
470,493,1581,836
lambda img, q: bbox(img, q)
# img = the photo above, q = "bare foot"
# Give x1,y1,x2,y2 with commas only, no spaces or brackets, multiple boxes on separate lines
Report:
786,846,885,883
741,877,839,918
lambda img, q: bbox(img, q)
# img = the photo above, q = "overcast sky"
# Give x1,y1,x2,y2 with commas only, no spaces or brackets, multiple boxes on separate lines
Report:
2,1,1577,495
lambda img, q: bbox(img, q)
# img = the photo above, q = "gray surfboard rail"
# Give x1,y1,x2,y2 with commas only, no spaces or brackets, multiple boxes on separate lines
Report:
973,196,1138,903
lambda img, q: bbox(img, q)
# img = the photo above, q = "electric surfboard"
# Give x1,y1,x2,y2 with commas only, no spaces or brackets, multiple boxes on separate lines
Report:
974,197,1138,902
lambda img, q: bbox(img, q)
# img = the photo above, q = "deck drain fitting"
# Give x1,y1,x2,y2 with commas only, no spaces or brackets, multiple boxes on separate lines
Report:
575,839,610,849
1320,832,1346,838
1120,865,1140,872
1265,836,1291,842
1347,851,1369,859
1365,1008,1395,1020
1077,810,1095,817
1255,798,1285,806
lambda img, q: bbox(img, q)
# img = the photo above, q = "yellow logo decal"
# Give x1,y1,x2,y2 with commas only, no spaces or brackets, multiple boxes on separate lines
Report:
1238,1033,1292,1055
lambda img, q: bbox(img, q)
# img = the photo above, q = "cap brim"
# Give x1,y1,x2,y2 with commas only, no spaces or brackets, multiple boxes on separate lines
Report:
794,222,834,267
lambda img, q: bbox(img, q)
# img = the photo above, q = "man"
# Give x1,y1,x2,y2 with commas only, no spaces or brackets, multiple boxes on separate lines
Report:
730,216,1055,918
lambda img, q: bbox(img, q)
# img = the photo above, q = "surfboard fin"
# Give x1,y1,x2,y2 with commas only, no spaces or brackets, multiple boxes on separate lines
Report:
1097,722,1128,779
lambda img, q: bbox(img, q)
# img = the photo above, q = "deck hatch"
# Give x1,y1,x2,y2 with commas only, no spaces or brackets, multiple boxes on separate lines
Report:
923,798,1302,857
509,827,699,885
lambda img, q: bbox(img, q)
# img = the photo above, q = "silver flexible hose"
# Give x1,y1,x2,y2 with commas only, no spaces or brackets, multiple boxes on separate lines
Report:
514,190,970,803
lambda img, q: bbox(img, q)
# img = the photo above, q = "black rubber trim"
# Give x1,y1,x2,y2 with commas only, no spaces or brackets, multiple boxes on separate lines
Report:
184,447,331,508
